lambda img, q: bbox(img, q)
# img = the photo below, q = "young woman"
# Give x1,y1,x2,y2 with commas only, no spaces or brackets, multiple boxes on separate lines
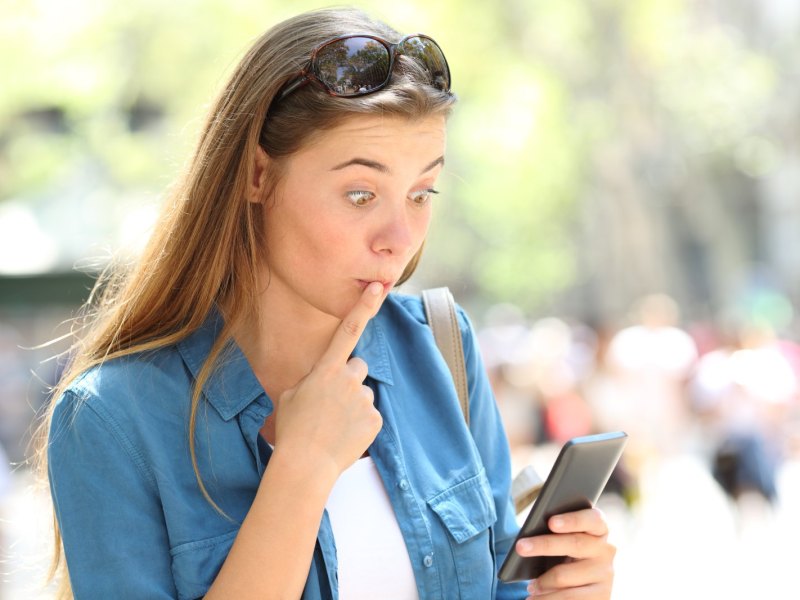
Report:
42,7,616,599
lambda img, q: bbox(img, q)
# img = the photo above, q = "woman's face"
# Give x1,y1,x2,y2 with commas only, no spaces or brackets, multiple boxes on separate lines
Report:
259,114,447,320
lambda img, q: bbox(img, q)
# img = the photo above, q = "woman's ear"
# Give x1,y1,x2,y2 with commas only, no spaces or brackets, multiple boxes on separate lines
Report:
246,145,271,204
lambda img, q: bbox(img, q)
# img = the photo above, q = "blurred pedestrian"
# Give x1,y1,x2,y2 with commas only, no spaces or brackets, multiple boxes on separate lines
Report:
692,321,796,505
605,294,698,464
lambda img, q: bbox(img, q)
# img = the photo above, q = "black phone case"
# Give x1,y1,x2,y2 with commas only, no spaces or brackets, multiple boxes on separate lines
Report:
498,431,628,582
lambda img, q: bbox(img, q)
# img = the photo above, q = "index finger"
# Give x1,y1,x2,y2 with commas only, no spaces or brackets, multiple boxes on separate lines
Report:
320,282,384,365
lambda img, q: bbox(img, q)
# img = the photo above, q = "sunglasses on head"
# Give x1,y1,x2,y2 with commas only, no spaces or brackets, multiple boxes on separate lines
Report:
273,33,451,103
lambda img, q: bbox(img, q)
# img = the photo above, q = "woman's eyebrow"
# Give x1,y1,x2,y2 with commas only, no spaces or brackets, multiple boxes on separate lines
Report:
330,155,445,175
422,156,445,173
331,158,390,173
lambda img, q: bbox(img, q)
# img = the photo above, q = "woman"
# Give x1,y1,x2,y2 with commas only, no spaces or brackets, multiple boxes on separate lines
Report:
42,7,616,599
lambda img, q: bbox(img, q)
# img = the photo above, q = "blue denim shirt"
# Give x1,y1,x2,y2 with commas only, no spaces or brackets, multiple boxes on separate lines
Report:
48,293,528,599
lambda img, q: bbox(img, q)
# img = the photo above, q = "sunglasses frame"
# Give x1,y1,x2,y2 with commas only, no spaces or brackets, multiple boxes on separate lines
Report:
274,33,451,103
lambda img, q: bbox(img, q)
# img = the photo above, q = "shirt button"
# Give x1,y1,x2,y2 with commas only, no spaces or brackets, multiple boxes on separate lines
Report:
399,479,409,491
423,554,434,568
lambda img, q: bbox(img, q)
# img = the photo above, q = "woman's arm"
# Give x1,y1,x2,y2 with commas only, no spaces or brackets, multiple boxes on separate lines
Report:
49,392,179,599
205,282,385,599
50,285,384,600
203,446,338,599
457,306,616,600
455,306,529,599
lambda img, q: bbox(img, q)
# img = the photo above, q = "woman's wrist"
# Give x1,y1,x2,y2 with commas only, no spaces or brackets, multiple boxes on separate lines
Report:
266,443,340,498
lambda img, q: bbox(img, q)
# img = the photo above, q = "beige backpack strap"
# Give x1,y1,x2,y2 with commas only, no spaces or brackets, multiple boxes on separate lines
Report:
422,287,469,426
422,286,544,514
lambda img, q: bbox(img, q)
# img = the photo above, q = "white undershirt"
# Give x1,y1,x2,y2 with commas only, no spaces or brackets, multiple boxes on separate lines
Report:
325,456,420,600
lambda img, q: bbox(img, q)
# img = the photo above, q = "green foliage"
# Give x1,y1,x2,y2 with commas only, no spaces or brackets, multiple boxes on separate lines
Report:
0,0,787,316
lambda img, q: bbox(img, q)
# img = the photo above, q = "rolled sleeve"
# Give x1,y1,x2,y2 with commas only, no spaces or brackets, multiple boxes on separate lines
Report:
48,390,178,599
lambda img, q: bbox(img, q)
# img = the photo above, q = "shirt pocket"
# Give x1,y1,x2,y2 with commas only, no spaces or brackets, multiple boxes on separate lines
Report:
169,529,238,600
427,469,498,597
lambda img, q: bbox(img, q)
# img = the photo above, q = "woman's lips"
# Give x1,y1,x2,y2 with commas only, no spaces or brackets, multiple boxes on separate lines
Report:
356,279,394,293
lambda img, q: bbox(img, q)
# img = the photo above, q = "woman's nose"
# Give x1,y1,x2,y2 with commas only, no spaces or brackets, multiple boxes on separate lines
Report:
371,203,415,257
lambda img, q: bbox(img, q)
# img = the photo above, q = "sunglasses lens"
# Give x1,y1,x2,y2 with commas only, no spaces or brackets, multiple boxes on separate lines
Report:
399,36,450,92
316,37,391,96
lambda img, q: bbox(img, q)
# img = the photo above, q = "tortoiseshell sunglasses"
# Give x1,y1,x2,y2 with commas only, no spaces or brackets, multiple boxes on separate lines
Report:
274,33,451,102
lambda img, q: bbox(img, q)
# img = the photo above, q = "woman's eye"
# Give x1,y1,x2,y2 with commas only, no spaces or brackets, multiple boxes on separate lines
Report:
346,190,375,207
410,188,439,206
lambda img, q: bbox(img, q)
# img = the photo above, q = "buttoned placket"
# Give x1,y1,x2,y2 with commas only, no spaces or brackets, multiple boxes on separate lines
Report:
350,318,447,598
368,380,444,600
217,314,447,599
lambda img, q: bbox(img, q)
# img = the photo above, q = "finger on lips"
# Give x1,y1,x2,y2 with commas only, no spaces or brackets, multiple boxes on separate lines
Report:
320,282,384,366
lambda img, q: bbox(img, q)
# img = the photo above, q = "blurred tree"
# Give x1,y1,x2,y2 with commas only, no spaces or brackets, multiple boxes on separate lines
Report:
2,0,799,323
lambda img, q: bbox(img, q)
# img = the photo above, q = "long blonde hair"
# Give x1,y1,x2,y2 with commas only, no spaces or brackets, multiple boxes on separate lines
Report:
36,7,455,597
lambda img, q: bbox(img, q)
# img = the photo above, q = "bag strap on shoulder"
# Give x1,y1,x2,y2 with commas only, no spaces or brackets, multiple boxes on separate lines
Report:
422,286,543,514
422,287,469,426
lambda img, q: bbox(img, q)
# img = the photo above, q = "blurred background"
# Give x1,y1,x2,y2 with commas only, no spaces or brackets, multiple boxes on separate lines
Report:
2,0,800,598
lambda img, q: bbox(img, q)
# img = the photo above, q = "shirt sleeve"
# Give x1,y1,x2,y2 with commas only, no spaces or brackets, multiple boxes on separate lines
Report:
456,306,529,600
48,389,179,599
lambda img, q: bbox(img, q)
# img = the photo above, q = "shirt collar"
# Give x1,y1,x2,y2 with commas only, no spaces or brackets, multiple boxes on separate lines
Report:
177,309,266,422
177,306,395,421
353,316,394,386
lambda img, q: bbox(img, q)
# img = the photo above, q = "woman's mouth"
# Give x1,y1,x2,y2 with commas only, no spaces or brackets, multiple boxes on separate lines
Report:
356,279,394,294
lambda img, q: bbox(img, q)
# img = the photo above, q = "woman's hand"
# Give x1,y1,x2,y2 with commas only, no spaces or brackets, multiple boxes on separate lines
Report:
515,508,616,599
273,282,385,477
208,283,386,600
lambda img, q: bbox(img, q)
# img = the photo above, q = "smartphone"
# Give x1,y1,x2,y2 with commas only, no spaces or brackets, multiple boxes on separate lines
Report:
498,431,628,582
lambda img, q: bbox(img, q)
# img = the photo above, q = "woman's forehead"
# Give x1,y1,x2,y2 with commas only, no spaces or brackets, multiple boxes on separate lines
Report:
300,114,447,160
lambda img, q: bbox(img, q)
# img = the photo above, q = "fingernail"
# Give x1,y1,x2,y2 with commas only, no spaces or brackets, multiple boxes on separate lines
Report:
528,579,542,595
367,282,382,295
551,516,564,530
517,539,533,554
